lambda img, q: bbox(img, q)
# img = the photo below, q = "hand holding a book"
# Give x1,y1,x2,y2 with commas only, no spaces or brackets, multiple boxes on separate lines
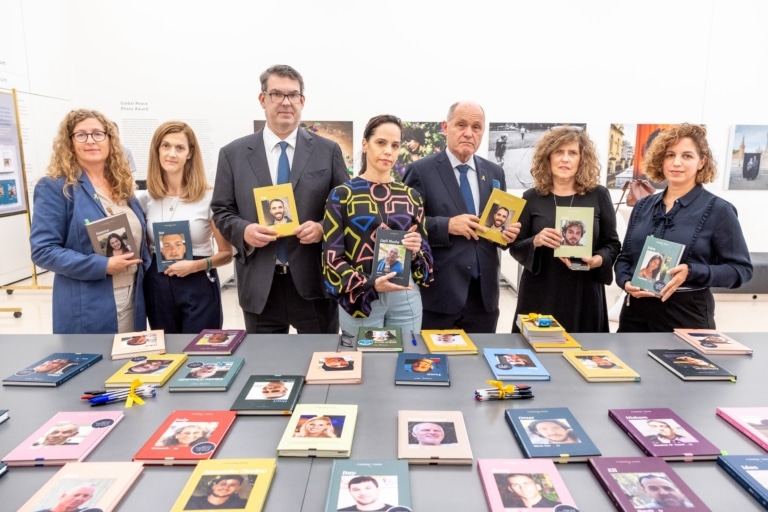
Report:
294,220,323,244
374,272,413,292
658,263,689,302
533,227,563,249
501,221,521,244
243,222,278,248
106,252,142,275
164,259,201,278
402,225,421,258
559,253,603,270
448,214,482,240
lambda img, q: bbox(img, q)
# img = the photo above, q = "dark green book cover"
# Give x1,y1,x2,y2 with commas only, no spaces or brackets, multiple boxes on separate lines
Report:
168,356,244,392
230,375,304,415
356,327,403,352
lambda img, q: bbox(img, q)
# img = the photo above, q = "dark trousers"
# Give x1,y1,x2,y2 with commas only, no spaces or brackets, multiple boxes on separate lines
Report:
421,277,499,333
618,288,716,333
243,272,339,334
144,256,223,334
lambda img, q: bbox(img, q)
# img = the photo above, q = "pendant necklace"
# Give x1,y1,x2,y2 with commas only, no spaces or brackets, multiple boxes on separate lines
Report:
552,193,575,208
164,196,180,222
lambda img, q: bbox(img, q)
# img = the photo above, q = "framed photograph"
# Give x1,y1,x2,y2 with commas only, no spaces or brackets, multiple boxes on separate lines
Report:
724,124,768,189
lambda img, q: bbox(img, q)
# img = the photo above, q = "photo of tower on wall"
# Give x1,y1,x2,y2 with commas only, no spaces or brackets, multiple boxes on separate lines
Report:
725,125,768,190
605,124,677,189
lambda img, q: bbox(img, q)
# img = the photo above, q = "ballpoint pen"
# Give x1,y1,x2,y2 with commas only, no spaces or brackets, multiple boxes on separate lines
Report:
410,330,418,346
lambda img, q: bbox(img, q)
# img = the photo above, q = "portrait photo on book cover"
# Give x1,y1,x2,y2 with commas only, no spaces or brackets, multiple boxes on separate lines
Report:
684,332,732,349
184,473,257,511
125,358,174,375
376,243,406,275
158,231,188,262
628,418,698,445
560,218,586,247
610,472,695,509
671,355,716,369
195,332,231,345
576,354,623,370
483,203,513,232
120,332,157,348
361,329,398,342
407,421,458,446
184,361,233,379
636,250,669,282
154,421,219,448
96,229,132,257
17,357,78,376
320,355,355,372
261,196,294,226
521,418,582,445
492,472,562,509
336,474,401,512
245,380,294,400
494,353,535,370
429,333,466,347
293,415,346,438
403,357,441,374
31,478,113,512
32,422,92,447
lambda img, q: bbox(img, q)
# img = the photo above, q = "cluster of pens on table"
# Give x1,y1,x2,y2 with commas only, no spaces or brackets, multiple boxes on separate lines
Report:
81,384,157,407
474,381,534,401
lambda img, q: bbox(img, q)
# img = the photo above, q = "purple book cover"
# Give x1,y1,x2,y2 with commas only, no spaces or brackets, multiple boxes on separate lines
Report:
182,329,246,355
589,456,711,511
609,408,720,461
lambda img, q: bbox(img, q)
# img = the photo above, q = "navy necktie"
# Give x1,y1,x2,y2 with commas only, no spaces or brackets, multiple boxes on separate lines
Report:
457,164,476,215
276,141,290,264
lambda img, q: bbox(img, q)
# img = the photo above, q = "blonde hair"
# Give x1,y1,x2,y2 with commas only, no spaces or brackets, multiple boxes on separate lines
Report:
530,126,600,195
642,123,717,184
146,121,209,202
47,109,134,202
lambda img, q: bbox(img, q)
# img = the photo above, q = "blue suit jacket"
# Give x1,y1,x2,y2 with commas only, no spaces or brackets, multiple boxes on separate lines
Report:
404,151,506,314
30,174,150,334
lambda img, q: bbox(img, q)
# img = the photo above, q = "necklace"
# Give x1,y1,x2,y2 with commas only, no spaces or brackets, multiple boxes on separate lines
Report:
369,181,391,227
163,196,180,222
552,193,575,208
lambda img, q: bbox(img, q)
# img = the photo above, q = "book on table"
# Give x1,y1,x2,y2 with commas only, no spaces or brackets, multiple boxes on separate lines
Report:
647,348,736,381
253,183,299,237
562,349,641,382
476,188,526,246
482,347,551,381
371,229,412,287
276,403,358,458
133,409,237,465
716,406,768,451
631,235,685,294
394,352,450,386
588,456,711,511
717,455,768,510
504,407,600,463
170,458,276,512
85,212,138,257
397,410,473,465
477,458,578,511
608,407,720,461
230,374,304,415
524,331,582,353
168,356,244,392
673,328,753,355
2,410,123,466
104,353,188,388
153,220,193,272
110,329,165,360
420,329,478,355
515,314,567,343
182,328,247,355
324,459,411,512
16,461,143,512
356,326,403,352
2,352,102,387
305,351,362,384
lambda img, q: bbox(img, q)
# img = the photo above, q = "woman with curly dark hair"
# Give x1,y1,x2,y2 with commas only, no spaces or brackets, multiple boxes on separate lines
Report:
511,126,620,333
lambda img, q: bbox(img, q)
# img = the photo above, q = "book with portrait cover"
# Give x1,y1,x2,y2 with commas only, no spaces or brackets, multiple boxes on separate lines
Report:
371,228,412,287
717,455,768,510
153,220,193,272
170,458,276,512
133,410,237,465
647,348,736,381
394,352,450,386
2,411,123,466
16,461,144,512
85,212,138,257
588,456,710,511
110,329,166,360
397,410,473,465
168,356,244,392
182,328,247,355
631,235,685,294
253,183,299,237
562,349,640,382
716,406,768,451
608,407,720,461
483,348,551,381
356,326,403,352
2,352,102,387
515,314,567,343
421,329,478,355
553,206,594,259
477,458,578,511
104,353,188,388
230,375,304,416
524,331,582,353
673,328,753,355
324,459,411,512
305,351,362,385
476,188,526,246
276,403,358,458
505,407,600,463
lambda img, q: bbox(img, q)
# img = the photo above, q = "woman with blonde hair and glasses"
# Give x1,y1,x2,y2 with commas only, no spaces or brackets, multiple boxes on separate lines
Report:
31,109,150,334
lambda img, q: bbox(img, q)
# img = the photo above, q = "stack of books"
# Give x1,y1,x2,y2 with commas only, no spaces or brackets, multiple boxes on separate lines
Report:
515,314,582,352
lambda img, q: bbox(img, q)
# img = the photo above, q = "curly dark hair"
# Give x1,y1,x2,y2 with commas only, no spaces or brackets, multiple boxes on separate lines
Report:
530,126,600,195
642,123,716,184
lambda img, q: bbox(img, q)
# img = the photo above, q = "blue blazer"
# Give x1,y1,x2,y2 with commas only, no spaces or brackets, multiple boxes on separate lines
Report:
30,174,151,334
404,151,506,314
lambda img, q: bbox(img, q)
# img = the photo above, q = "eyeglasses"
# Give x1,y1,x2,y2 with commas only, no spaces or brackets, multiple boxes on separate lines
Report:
265,91,303,104
337,330,356,350
70,131,108,143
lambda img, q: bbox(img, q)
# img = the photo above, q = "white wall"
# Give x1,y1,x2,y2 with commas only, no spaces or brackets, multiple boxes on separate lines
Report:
2,0,766,274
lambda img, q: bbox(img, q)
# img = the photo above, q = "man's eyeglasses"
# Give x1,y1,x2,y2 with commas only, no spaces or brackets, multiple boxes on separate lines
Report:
265,91,303,104
337,330,356,350
70,131,108,143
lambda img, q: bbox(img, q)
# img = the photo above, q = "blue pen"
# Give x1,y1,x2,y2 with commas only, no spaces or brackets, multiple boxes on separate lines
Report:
410,330,418,346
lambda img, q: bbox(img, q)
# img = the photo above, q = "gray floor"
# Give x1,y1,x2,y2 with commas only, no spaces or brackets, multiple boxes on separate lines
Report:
1,251,766,334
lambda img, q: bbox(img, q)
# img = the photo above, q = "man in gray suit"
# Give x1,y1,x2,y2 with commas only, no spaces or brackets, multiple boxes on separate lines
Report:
212,64,349,333
404,101,520,333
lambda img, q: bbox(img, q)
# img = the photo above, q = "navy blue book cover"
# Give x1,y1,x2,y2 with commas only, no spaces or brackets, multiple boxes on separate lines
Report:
2,352,102,387
718,455,768,510
394,353,450,386
505,407,600,462
153,220,193,272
